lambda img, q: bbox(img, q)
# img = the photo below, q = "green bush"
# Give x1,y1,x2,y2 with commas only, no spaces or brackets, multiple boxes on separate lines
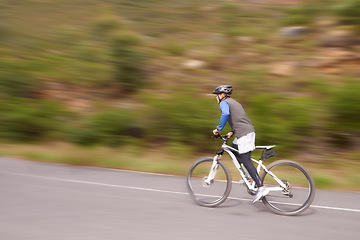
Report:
329,79,360,134
249,93,313,153
92,15,124,35
69,108,136,146
280,4,320,26
142,86,219,149
334,0,360,28
0,70,39,98
0,99,68,141
111,34,147,92
67,128,100,146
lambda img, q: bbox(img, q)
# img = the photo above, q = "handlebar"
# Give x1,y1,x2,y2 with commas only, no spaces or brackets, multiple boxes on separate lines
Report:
212,134,229,141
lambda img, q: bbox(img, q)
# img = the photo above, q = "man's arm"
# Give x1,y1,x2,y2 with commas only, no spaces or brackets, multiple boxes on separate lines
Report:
216,101,230,132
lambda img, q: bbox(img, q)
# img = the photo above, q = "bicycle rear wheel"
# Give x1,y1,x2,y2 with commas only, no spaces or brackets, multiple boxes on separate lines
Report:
260,160,315,216
187,158,231,207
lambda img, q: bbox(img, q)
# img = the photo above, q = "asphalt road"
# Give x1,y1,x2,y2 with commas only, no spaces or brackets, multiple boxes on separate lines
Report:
1,157,359,240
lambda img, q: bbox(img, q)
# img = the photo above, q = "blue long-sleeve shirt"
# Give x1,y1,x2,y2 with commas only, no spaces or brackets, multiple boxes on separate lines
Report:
216,101,230,131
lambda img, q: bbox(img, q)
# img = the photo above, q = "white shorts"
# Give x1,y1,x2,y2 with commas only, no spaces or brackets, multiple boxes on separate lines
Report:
233,132,256,154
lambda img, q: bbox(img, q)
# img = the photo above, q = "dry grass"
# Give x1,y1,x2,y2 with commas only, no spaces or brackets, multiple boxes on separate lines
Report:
0,142,192,175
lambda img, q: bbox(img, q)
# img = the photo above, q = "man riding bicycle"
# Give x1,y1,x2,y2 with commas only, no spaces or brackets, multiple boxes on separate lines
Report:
212,85,269,203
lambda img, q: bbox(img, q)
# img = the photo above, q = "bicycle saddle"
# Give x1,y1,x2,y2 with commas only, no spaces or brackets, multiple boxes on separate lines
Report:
255,145,276,150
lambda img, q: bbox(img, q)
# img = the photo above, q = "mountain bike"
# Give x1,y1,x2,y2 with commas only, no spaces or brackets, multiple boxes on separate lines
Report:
186,135,315,216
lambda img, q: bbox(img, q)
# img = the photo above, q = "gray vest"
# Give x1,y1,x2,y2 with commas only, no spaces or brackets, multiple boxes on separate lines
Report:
224,98,255,138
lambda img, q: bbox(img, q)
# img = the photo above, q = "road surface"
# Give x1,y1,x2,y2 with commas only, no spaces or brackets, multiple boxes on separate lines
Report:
0,157,359,240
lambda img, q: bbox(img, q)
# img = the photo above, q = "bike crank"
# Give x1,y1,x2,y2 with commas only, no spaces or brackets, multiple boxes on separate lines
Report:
282,180,293,198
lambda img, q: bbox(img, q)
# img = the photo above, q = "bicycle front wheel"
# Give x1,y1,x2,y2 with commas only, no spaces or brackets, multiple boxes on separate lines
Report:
187,158,231,207
260,160,315,216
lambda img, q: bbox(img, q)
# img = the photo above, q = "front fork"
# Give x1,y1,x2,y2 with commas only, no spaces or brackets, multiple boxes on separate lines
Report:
205,155,220,185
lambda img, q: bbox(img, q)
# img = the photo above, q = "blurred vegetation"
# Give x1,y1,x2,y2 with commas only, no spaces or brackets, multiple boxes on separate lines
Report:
249,93,314,151
281,0,360,29
111,34,148,92
68,107,136,146
333,0,360,30
329,79,360,135
142,86,219,149
0,0,359,187
0,99,69,141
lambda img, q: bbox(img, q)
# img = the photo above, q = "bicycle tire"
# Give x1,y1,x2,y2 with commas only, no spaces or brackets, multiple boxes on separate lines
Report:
260,160,315,216
187,158,232,207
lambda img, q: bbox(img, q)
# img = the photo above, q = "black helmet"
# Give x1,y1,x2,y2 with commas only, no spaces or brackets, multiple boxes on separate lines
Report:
212,85,232,95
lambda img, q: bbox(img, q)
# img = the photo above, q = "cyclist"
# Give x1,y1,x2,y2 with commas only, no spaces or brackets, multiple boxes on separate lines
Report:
212,85,269,203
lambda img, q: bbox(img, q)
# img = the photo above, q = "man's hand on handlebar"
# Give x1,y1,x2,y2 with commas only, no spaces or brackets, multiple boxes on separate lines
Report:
213,129,220,135
226,131,234,139
212,129,233,141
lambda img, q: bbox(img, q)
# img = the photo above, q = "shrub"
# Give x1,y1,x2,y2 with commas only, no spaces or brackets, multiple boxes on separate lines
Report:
249,93,313,153
0,99,68,141
67,128,100,146
334,0,360,28
69,108,136,146
0,69,39,98
280,3,320,26
111,34,147,92
329,79,360,134
92,15,124,35
142,86,219,150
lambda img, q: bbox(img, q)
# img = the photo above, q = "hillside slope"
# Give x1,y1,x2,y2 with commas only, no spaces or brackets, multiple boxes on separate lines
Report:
1,0,359,157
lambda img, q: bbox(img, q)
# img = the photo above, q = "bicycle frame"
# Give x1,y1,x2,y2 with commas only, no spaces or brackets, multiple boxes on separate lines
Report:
206,140,287,192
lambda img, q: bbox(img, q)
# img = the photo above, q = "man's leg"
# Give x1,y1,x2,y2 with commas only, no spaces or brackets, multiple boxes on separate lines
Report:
231,145,262,187
231,144,269,203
